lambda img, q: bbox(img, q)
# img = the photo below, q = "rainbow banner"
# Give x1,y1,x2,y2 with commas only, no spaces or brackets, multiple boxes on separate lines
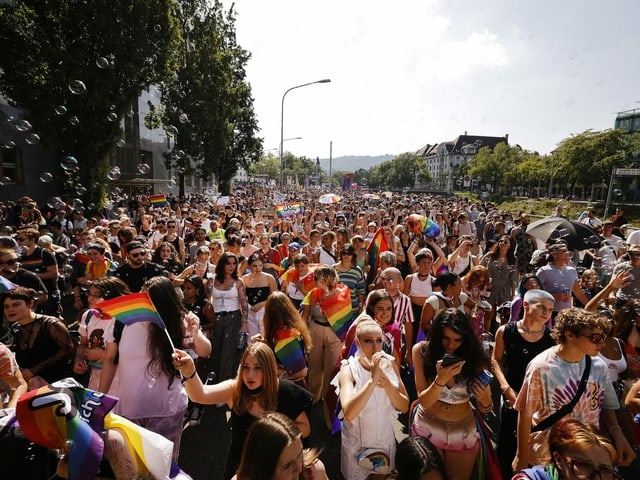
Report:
96,292,165,329
0,275,18,292
16,378,118,480
149,193,168,208
274,328,307,375
366,228,390,284
275,202,304,218
303,284,353,339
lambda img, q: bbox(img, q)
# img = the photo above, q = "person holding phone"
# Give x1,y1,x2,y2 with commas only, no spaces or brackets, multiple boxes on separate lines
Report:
411,308,493,480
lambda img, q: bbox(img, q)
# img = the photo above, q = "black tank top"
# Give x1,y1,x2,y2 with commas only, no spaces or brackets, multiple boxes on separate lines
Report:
502,322,555,391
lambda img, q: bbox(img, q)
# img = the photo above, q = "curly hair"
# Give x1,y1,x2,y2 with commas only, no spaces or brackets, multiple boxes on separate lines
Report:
421,308,489,382
551,307,609,344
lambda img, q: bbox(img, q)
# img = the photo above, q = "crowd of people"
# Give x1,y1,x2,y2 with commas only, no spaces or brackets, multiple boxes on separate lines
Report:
0,187,639,479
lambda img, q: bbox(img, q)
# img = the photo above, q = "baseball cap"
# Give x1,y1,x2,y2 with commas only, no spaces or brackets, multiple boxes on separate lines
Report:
289,242,301,251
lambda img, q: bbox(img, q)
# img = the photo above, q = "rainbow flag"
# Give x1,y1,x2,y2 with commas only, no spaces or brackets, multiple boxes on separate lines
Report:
0,275,18,292
149,193,168,208
96,292,165,329
16,378,118,480
275,202,304,218
303,284,353,339
0,344,14,380
366,228,390,284
274,328,307,375
280,263,322,288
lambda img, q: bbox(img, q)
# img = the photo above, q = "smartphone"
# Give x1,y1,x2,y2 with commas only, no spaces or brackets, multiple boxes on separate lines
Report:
441,354,464,367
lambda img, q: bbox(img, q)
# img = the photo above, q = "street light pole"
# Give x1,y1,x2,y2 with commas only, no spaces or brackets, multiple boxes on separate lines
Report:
279,79,331,187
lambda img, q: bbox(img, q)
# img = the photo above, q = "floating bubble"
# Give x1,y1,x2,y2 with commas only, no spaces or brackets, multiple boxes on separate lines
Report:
69,116,80,126
3,140,16,149
187,41,196,52
96,57,110,69
70,198,84,210
107,167,121,181
25,133,40,145
175,149,185,158
175,167,185,174
64,439,75,453
64,264,75,278
40,172,53,183
109,104,116,111
137,163,151,174
67,80,87,95
0,176,11,186
178,113,190,124
76,185,87,196
167,179,177,189
106,112,118,122
54,105,67,115
46,196,64,209
60,156,78,172
587,235,600,245
166,125,178,137
15,120,32,132
116,139,126,147
149,54,157,62
154,24,161,32
87,203,96,211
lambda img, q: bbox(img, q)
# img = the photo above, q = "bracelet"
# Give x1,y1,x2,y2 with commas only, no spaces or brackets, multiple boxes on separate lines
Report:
434,380,446,387
478,401,494,411
501,385,511,394
181,370,197,384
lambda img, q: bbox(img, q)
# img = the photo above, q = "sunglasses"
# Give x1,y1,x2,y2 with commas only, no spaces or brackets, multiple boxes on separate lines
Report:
129,251,146,258
167,225,176,228
0,259,17,265
576,332,607,344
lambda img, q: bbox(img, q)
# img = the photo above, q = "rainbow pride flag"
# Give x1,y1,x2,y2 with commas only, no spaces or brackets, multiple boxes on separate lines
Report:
275,202,304,218
0,275,18,292
0,344,15,380
96,292,165,329
303,284,353,339
149,193,168,208
16,378,118,480
274,328,306,375
280,263,321,288
366,228,390,284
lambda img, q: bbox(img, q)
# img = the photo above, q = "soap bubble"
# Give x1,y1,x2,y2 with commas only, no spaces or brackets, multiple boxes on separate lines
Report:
3,141,16,149
106,112,118,122
25,133,40,145
64,264,75,278
137,163,151,174
60,156,78,172
47,196,65,209
107,167,121,181
75,185,87,196
54,105,67,115
15,120,32,132
0,176,11,186
166,125,178,137
96,57,109,69
187,42,196,52
70,198,84,210
116,139,126,147
167,179,177,189
154,24,161,32
87,203,96,211
69,116,80,125
40,172,53,183
68,80,87,95
175,149,185,158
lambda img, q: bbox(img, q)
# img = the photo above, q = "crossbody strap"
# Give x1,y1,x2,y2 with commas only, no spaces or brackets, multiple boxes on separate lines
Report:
531,355,591,433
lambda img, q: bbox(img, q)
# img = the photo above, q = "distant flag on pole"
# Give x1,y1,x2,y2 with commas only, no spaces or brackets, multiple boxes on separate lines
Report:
149,194,168,208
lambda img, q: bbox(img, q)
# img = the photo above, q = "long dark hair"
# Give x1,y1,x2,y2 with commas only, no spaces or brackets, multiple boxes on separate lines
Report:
144,276,187,387
421,308,488,382
365,289,395,326
485,234,516,263
214,252,239,280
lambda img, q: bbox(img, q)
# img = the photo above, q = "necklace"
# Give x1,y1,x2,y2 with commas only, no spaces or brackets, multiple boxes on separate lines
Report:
518,320,545,335
417,273,429,279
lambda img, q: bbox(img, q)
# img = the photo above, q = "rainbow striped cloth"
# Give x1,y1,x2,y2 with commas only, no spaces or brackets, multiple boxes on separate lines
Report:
366,228,390,284
149,193,168,208
280,263,321,289
275,202,304,218
17,378,118,480
0,344,15,380
96,292,165,329
303,284,353,340
0,275,18,292
273,328,306,375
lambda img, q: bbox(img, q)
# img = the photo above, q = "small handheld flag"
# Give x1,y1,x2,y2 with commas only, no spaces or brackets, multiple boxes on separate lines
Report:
0,275,18,292
149,193,168,208
95,292,165,329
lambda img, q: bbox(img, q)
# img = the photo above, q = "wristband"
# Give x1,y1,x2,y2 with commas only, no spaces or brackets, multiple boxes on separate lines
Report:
501,385,511,394
181,370,197,383
434,380,446,387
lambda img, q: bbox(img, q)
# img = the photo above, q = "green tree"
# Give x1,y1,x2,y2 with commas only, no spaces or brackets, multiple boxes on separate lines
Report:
364,152,430,189
249,153,280,181
148,0,261,196
0,0,180,206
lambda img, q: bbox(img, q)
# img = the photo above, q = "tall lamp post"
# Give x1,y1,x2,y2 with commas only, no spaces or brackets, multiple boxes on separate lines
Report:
279,79,331,187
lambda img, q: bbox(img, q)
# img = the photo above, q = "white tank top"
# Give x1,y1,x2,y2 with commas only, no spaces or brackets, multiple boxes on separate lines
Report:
408,273,433,297
211,281,241,312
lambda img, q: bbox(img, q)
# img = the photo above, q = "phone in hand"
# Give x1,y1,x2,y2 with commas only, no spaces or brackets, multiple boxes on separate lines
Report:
441,354,464,367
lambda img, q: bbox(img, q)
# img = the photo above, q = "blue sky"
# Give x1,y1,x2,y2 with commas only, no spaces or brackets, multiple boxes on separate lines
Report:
225,0,640,159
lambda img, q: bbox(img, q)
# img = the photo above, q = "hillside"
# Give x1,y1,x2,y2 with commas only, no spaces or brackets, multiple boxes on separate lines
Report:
317,154,395,171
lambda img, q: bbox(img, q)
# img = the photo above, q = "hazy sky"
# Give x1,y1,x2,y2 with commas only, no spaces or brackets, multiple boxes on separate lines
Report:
224,0,640,160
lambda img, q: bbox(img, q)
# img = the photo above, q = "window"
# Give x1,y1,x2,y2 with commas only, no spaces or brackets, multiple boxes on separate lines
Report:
0,147,23,184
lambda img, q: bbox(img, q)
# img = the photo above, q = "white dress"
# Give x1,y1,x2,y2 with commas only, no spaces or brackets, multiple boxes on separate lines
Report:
333,352,399,480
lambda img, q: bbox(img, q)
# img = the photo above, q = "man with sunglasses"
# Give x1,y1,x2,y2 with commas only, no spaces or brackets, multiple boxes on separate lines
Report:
0,248,48,307
612,244,640,307
513,308,635,474
114,241,166,293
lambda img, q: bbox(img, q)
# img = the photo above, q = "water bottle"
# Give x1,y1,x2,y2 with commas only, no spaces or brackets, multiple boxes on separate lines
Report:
634,413,640,424
236,332,248,350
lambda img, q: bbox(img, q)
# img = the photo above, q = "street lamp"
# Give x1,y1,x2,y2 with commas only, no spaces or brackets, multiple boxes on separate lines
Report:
279,79,331,187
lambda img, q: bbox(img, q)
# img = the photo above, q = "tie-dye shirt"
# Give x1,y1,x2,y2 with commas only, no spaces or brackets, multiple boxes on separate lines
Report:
515,346,618,464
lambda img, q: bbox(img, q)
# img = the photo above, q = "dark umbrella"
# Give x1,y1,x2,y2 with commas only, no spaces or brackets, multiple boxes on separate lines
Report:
526,217,601,251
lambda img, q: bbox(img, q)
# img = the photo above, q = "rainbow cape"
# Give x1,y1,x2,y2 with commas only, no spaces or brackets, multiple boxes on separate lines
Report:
275,202,304,218
149,193,168,208
273,328,306,375
16,378,118,480
0,275,18,292
303,284,353,339
96,292,165,329
366,228,390,284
